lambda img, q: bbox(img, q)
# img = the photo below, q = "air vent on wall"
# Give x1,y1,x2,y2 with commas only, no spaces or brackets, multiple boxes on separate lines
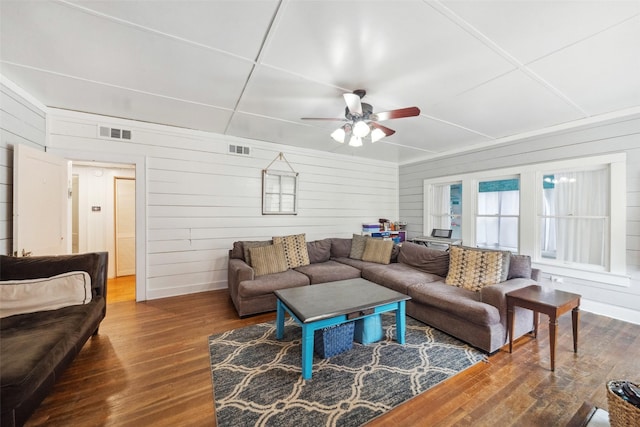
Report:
98,125,133,141
228,144,251,156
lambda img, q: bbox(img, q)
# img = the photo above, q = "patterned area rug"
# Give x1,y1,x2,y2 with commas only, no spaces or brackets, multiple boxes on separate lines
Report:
209,313,485,427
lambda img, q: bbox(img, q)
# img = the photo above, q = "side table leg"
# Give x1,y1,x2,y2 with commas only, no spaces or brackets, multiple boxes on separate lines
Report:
533,311,539,338
276,300,285,340
301,325,314,380
507,302,514,353
572,307,580,353
549,314,558,371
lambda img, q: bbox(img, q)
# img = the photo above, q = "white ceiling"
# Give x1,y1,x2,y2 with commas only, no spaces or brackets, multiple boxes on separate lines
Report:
1,0,639,163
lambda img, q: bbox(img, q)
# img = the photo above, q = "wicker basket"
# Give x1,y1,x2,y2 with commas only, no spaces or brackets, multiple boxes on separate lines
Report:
314,322,354,359
607,380,640,427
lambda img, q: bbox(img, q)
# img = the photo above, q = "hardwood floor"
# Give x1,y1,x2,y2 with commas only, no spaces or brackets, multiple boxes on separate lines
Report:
25,289,639,427
106,275,136,304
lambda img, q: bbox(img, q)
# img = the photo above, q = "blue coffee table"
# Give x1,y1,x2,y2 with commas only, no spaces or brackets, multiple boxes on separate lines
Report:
274,278,410,380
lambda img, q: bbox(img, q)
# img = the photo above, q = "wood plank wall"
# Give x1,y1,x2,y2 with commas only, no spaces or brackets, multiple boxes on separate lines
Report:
42,108,398,299
0,81,47,256
398,116,640,322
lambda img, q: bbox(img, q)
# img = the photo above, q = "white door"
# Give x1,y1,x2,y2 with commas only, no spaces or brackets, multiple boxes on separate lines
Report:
115,177,135,276
13,144,70,256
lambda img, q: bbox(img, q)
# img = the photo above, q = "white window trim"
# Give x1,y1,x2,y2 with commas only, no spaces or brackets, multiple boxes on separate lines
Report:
423,153,628,287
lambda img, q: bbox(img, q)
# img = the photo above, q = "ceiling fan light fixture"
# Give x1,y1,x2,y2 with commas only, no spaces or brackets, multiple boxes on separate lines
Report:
348,135,363,147
353,120,370,138
330,127,346,143
370,128,386,143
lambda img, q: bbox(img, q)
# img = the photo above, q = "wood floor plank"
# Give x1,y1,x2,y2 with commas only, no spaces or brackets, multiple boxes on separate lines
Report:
24,288,640,426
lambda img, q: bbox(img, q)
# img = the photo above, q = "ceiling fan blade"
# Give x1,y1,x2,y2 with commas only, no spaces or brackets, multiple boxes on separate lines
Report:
370,122,396,137
343,93,363,116
371,106,420,121
301,117,347,121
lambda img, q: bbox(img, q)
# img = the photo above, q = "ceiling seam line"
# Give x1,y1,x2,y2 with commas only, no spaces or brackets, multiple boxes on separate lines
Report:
223,0,286,135
1,61,233,112
428,0,590,117
54,0,255,65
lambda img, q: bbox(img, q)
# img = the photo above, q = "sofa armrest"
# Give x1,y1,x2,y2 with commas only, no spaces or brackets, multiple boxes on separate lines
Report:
227,258,255,298
480,278,537,313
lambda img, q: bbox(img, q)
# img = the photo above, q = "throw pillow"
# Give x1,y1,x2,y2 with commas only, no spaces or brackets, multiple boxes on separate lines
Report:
242,240,272,266
398,241,450,277
508,254,532,279
272,234,310,268
249,243,288,276
0,271,92,318
361,239,394,264
306,239,332,264
445,246,511,292
349,234,370,260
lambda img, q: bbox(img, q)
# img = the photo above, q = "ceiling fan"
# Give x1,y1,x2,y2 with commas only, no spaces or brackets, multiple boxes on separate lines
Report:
301,89,420,147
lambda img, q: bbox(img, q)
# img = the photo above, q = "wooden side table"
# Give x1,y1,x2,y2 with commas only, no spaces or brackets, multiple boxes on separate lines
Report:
506,285,581,371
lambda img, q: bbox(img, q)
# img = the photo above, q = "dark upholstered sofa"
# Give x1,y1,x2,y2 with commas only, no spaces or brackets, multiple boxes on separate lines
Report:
228,237,540,354
0,252,108,427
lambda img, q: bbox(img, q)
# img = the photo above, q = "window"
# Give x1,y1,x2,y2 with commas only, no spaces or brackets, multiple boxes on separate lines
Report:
262,170,298,215
427,182,462,239
539,167,609,268
476,178,519,252
423,153,627,286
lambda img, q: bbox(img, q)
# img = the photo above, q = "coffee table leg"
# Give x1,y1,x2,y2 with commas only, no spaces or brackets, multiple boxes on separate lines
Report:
549,314,558,371
396,301,406,345
301,325,314,380
276,300,285,340
572,307,580,353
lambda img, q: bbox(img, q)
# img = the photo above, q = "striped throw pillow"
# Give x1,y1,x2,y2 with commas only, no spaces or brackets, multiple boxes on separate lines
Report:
249,243,288,276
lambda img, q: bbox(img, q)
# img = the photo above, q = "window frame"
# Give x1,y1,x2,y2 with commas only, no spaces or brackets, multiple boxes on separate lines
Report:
262,170,298,215
475,175,520,252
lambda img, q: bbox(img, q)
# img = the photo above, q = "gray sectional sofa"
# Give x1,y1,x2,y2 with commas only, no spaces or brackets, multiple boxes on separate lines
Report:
228,237,539,354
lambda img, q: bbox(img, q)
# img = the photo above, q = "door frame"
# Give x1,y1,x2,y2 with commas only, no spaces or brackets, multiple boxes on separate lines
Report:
114,176,136,277
48,148,147,302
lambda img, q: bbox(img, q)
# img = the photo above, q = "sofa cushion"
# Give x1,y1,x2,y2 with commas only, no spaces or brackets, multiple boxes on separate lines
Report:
249,244,288,276
508,255,532,279
0,271,92,318
361,239,394,264
0,298,105,410
329,238,352,258
398,241,449,277
445,246,511,292
241,240,272,265
238,270,310,298
294,260,361,284
349,234,369,260
408,282,500,326
307,239,332,264
361,263,441,294
273,234,310,268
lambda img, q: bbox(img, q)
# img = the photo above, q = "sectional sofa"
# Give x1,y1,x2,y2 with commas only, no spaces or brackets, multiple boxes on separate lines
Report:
228,235,540,354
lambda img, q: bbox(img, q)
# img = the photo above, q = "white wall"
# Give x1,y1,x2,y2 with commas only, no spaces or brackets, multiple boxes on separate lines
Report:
45,108,399,300
0,80,47,256
399,115,640,324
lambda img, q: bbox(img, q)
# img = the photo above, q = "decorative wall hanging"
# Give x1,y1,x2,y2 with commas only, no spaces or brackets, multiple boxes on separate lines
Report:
262,152,298,215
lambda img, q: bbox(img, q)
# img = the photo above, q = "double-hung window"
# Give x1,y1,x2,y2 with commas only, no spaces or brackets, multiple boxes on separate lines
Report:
476,178,520,252
539,167,610,269
426,182,462,239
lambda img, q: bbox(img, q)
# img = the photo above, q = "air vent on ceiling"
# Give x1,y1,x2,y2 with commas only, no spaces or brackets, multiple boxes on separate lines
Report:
228,144,251,156
98,125,133,141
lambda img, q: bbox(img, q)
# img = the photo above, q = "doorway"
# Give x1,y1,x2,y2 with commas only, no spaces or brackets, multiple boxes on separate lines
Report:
71,163,136,302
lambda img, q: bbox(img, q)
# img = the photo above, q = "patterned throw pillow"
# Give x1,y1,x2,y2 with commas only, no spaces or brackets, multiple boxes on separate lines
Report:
349,234,370,260
272,234,310,268
445,246,511,292
361,239,394,264
249,244,288,276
